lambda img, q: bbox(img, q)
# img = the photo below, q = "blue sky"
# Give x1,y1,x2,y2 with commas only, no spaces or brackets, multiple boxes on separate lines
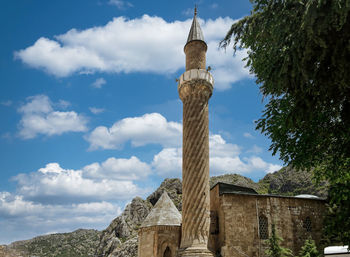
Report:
0,0,283,244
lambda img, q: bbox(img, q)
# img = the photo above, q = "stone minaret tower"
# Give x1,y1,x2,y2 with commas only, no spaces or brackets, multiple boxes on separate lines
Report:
177,8,214,257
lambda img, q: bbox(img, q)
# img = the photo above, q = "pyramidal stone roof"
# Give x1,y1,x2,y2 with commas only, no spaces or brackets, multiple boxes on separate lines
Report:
141,191,182,228
186,8,205,44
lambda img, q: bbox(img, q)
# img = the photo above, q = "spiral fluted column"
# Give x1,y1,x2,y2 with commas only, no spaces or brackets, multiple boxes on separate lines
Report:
177,8,214,256
177,71,214,257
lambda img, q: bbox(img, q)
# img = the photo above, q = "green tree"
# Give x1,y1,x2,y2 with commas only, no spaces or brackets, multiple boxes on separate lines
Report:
266,224,293,257
299,238,320,257
220,0,350,246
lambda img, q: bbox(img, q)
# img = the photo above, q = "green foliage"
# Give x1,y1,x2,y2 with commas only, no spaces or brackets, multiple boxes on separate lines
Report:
299,238,320,257
266,224,293,257
221,0,350,246
318,158,350,245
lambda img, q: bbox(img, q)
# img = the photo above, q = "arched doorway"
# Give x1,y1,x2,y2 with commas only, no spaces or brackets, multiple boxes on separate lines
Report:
163,246,172,257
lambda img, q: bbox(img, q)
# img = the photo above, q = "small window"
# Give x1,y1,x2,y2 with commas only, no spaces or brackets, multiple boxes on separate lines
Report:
210,211,219,235
303,217,312,232
259,215,269,239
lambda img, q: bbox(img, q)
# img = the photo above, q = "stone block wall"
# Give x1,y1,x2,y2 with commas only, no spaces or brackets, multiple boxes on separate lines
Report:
138,226,181,257
184,41,207,70
209,186,326,257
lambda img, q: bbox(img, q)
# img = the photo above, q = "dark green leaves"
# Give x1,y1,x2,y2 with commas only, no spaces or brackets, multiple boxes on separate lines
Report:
298,238,320,257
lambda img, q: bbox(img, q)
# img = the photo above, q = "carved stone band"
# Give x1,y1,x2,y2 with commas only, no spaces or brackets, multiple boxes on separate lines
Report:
178,69,214,102
178,69,214,86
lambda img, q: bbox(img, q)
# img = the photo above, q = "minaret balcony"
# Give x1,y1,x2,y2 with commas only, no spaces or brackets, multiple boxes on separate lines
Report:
178,69,214,87
178,69,214,102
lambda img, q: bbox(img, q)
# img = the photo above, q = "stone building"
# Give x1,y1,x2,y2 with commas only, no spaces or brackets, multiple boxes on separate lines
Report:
138,8,326,257
138,192,181,257
208,183,326,256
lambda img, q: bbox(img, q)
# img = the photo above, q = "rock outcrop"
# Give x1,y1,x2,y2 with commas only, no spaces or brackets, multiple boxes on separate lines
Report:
257,166,328,197
108,237,138,257
210,173,259,191
95,197,152,257
147,178,182,211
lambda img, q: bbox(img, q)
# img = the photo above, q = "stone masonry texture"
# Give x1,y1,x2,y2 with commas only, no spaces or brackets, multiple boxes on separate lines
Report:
138,226,181,257
209,184,326,257
184,41,207,71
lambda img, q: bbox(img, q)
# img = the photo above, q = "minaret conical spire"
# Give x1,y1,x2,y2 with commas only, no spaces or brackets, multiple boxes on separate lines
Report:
186,6,205,45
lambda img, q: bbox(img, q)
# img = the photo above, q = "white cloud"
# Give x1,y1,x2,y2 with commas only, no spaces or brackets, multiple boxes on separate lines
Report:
0,192,116,218
38,162,63,174
85,112,281,175
246,145,263,154
244,156,283,174
15,15,249,90
91,77,106,88
18,95,88,139
152,148,182,177
152,134,282,176
151,134,242,176
89,107,105,114
266,163,283,173
210,156,247,174
108,0,133,9
0,192,44,217
18,94,52,114
85,112,182,150
83,156,151,180
13,162,146,203
15,37,106,77
0,156,150,243
210,134,240,157
0,191,121,244
211,153,282,175
243,132,254,139
57,99,71,109
207,42,250,90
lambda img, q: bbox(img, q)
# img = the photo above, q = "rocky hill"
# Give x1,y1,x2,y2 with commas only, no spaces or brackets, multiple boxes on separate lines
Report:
2,167,327,257
209,167,328,198
0,229,101,257
210,173,259,191
257,166,328,197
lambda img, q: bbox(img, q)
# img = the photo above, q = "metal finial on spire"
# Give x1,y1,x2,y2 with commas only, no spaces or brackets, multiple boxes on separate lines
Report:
194,5,197,17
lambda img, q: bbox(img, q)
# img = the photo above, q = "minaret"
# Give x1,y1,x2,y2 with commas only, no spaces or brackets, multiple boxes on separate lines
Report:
177,7,214,257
